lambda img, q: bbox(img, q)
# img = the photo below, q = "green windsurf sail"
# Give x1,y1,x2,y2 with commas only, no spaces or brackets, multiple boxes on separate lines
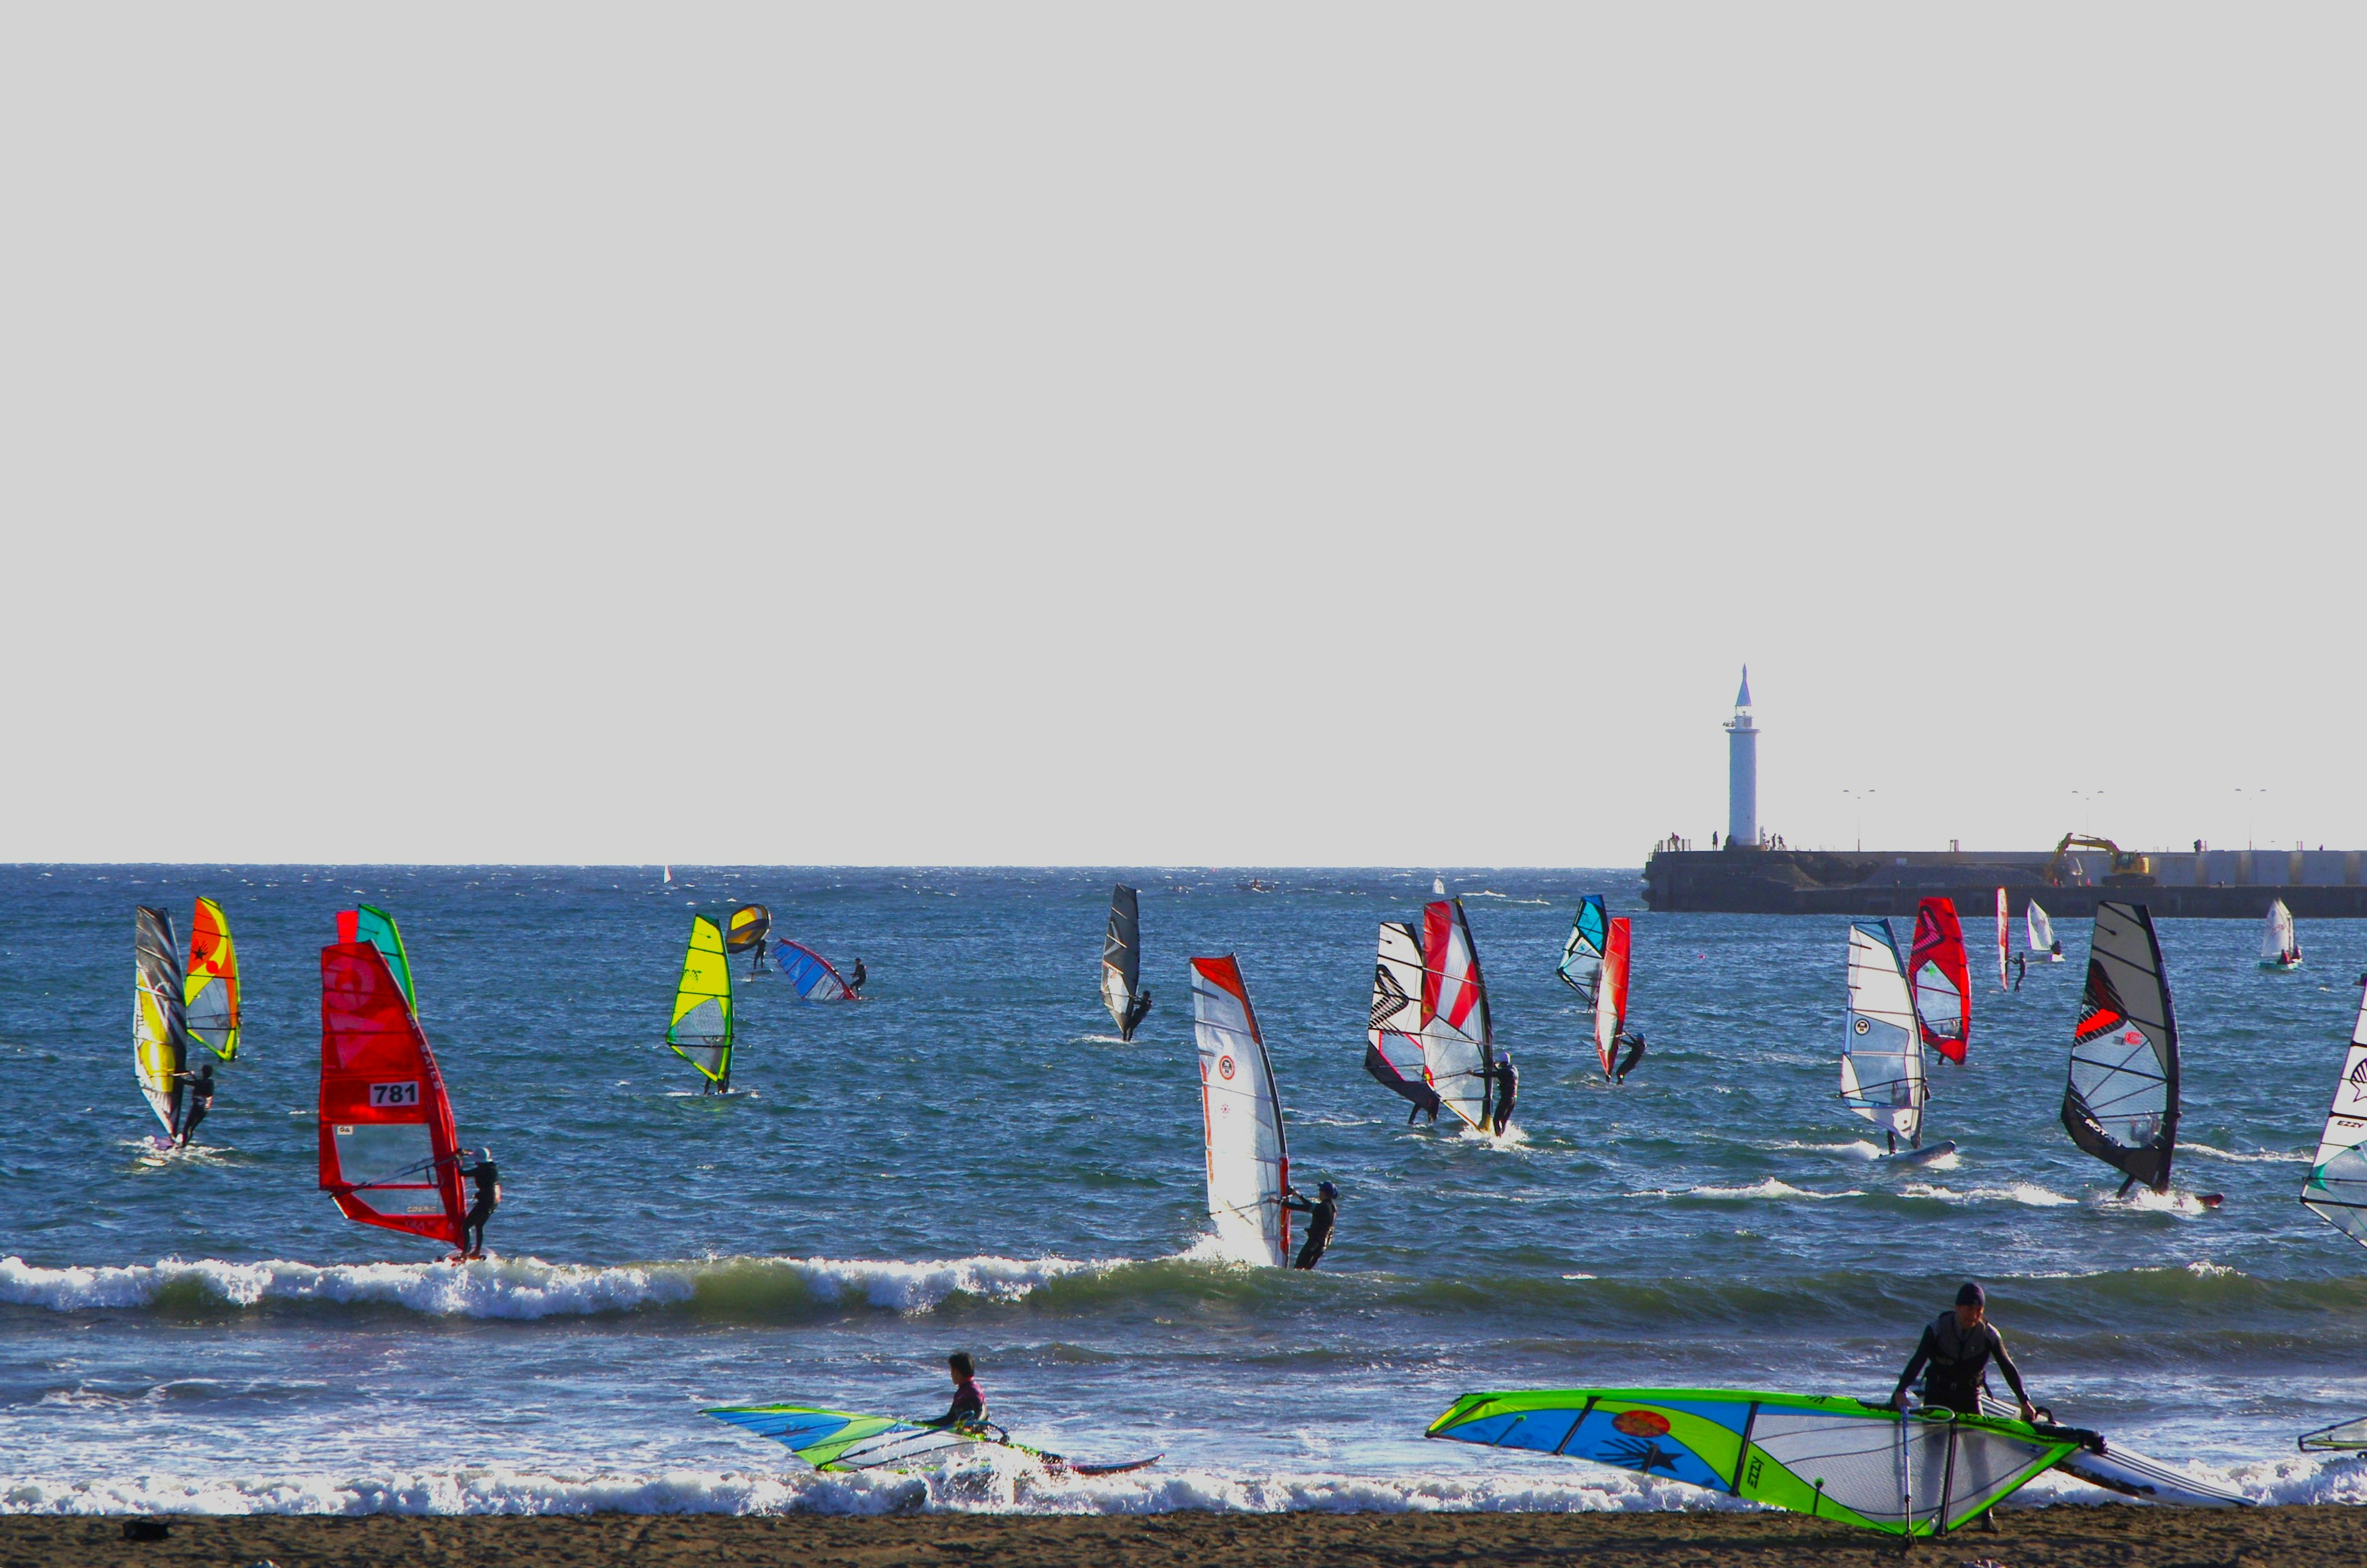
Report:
1428,1387,2091,1538
667,914,734,1085
343,904,417,1013
704,1405,1158,1476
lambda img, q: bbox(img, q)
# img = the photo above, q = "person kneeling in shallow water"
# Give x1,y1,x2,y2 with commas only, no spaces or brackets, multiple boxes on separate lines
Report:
1282,1182,1338,1270
919,1352,986,1429
1891,1282,2040,1532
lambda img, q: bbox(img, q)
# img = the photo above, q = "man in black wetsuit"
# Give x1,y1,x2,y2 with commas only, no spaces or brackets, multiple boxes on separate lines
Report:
918,1352,986,1429
1282,1182,1338,1270
2014,952,2027,990
848,958,867,998
1488,1056,1519,1135
173,1061,216,1147
1611,1030,1647,1084
460,1148,501,1259
1891,1283,2038,1530
1122,987,1153,1039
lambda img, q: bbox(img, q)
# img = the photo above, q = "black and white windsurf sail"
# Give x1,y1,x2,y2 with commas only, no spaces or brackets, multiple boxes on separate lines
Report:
1365,920,1436,1116
2062,900,2181,1193
1841,921,1925,1147
2299,977,2367,1249
1101,884,1147,1039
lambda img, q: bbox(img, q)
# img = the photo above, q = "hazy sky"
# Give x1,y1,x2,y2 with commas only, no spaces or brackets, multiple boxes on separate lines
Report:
2,6,2359,866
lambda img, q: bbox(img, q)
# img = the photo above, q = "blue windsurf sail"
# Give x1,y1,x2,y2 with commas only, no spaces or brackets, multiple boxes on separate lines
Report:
774,939,856,1002
1557,896,1609,1003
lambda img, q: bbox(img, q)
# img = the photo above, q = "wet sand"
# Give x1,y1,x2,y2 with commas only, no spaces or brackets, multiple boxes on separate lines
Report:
4,1505,2358,1568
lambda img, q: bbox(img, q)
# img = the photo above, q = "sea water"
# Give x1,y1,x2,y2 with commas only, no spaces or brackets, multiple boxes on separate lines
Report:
3,865,2363,1516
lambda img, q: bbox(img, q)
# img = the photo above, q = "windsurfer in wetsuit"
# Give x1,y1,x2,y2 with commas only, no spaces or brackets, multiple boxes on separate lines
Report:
2014,952,2027,990
1891,1283,2038,1529
1122,987,1153,1039
172,1061,216,1147
1282,1182,1338,1270
1488,1056,1519,1135
460,1148,501,1259
1612,1030,1647,1084
919,1352,986,1429
848,958,867,998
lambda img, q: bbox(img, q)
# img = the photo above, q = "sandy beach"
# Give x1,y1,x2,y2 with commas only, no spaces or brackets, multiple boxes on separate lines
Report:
6,1505,2360,1568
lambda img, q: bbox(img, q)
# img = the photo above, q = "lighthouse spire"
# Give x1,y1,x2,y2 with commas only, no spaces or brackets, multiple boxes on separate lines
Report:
1725,666,1758,847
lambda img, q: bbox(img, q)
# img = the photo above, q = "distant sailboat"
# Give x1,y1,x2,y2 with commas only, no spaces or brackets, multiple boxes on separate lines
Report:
2260,899,2302,971
1909,898,1971,1064
1841,920,1952,1164
2026,901,2063,962
1433,875,1447,895
2299,973,2367,1251
663,865,672,885
2062,901,2213,1203
1190,956,1291,1267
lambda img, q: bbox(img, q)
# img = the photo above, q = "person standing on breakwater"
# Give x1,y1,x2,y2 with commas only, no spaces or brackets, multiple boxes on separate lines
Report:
918,1353,986,1428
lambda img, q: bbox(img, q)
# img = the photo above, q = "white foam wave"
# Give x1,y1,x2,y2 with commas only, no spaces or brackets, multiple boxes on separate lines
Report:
1770,1140,1884,1161
2097,1188,2223,1217
1898,1183,2077,1208
0,1252,1092,1319
0,1457,1751,1518
1639,1181,1864,1201
2182,1143,2308,1164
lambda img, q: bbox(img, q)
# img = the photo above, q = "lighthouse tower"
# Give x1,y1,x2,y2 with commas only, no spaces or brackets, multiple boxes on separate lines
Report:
1725,667,1757,849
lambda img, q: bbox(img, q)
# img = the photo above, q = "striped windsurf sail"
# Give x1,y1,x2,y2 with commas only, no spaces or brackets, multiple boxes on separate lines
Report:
1191,955,1290,1267
1994,888,2009,992
1557,896,1609,1004
2300,978,2367,1249
1421,899,1497,1133
705,1406,991,1471
133,906,190,1140
668,915,735,1084
1102,884,1142,1035
2027,901,2058,955
775,939,855,1002
1842,920,1924,1145
183,897,242,1063
1593,917,1632,1079
1428,1388,2086,1538
2062,900,2180,1193
1909,898,1970,1063
319,929,467,1251
1365,920,1433,1111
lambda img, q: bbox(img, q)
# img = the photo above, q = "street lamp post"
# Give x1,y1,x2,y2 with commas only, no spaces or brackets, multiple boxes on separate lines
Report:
1842,788,1875,853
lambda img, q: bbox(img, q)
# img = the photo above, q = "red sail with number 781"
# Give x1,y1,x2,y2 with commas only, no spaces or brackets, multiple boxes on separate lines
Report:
318,934,467,1251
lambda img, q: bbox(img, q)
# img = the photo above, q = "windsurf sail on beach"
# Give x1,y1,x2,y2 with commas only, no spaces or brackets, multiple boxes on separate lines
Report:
1421,898,1498,1132
2299,976,2367,1249
182,897,241,1063
1909,897,1971,1063
1995,888,2009,991
1842,921,1925,1146
1191,955,1291,1267
1366,920,1436,1114
1428,1388,2090,1538
2062,900,2181,1194
2260,899,2301,970
2027,900,2061,959
339,905,418,1013
703,1405,1159,1476
2299,1416,2367,1453
1102,884,1144,1037
774,939,856,1002
667,915,735,1086
318,930,467,1251
726,904,772,973
1557,895,1609,1005
1976,1394,2251,1506
1593,917,1632,1079
133,906,190,1140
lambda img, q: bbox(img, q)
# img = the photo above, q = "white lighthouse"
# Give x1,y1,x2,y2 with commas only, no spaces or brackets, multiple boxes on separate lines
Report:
1725,666,1757,848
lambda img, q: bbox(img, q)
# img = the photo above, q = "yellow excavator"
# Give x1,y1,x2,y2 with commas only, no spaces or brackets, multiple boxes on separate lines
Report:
2043,833,2154,888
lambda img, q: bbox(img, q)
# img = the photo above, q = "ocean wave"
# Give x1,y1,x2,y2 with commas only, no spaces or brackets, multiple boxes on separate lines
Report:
2181,1143,2309,1164
1636,1180,1865,1201
1897,1183,2078,1208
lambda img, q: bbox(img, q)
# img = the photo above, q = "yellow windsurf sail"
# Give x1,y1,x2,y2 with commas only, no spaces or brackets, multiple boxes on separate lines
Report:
667,915,735,1085
184,897,242,1062
134,906,189,1139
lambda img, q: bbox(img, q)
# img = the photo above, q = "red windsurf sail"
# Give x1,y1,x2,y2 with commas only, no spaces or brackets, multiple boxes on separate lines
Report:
1910,897,1972,1064
319,938,466,1251
1593,917,1632,1077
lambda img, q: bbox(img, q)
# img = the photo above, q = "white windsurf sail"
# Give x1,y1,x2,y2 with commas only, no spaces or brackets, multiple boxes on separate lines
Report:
2027,900,2059,958
1420,898,1497,1133
2300,978,2367,1250
1841,920,1924,1146
2261,899,2300,968
1365,921,1434,1114
134,906,190,1140
1190,955,1290,1267
1592,917,1632,1079
1995,888,2009,991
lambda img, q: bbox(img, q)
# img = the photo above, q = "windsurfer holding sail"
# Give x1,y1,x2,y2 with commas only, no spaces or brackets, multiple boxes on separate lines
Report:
1612,1030,1646,1084
1487,1056,1519,1135
171,1061,216,1147
1281,1182,1338,1270
1891,1283,2037,1423
460,1148,501,1259
1122,986,1153,1039
848,958,867,998
918,1352,986,1429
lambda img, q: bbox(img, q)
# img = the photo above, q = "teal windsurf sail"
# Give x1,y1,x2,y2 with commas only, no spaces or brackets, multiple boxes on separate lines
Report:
705,1404,1159,1476
341,905,417,1012
1429,1387,2091,1538
1557,895,1609,1004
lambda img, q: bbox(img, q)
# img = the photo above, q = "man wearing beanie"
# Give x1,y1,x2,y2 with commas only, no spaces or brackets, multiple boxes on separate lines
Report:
1889,1283,2040,1529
